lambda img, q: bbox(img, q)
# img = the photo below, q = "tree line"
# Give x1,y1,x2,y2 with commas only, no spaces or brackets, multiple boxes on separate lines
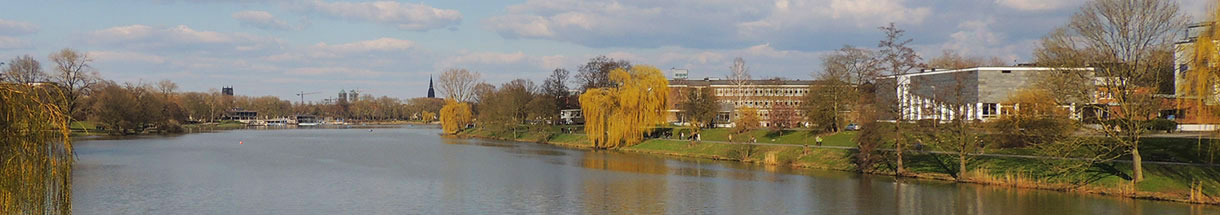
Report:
1,49,446,135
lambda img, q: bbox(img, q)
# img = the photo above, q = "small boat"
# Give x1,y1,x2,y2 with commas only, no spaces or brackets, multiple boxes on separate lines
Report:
265,119,289,126
296,115,321,126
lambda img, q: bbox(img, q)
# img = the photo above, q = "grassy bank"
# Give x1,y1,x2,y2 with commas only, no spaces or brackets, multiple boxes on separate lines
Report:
457,126,1220,205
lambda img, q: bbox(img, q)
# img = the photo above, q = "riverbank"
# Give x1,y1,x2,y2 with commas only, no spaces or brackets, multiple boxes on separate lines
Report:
455,127,1220,206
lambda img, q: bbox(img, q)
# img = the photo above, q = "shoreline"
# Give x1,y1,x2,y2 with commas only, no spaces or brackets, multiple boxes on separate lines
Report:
453,130,1220,206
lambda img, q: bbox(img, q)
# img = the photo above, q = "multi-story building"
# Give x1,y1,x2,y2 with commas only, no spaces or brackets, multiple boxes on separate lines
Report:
1173,22,1218,126
875,67,1096,122
667,76,816,127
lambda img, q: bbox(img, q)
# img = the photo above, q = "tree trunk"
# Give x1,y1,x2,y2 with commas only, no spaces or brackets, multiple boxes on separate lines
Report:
895,122,904,176
959,151,967,181
1132,141,1144,182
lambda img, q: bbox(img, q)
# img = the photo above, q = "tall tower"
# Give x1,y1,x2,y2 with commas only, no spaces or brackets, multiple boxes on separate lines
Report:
427,75,436,98
338,89,348,104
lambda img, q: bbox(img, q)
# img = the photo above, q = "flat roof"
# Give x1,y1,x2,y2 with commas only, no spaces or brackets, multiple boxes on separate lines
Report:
877,66,1094,79
668,79,822,87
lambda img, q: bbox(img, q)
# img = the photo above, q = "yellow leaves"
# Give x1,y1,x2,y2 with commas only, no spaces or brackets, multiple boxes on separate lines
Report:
1,84,73,214
1188,17,1219,102
733,106,760,134
580,88,614,147
1003,89,1067,117
421,111,436,122
1182,7,1220,120
580,65,670,148
439,99,472,134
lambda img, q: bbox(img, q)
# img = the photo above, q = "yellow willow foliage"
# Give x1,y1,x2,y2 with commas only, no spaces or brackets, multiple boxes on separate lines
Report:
1,84,73,214
580,65,670,148
1185,8,1220,109
439,99,472,134
580,88,615,148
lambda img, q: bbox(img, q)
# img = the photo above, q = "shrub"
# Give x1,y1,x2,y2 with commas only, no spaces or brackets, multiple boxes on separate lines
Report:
1148,119,1177,132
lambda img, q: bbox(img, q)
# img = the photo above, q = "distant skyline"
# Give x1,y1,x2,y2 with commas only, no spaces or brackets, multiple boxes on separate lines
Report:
0,0,1211,101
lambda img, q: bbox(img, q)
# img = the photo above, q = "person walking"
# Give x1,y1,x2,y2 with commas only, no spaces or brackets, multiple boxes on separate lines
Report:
803,140,810,155
815,136,823,146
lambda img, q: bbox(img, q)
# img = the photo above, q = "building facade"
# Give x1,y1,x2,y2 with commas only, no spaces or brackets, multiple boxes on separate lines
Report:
875,67,1096,122
1173,22,1219,125
667,78,816,127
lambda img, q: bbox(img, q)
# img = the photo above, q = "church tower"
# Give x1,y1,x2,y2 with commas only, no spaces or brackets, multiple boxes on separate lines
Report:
427,75,436,98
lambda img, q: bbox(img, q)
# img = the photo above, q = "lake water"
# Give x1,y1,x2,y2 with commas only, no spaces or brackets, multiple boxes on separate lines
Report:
72,126,1220,214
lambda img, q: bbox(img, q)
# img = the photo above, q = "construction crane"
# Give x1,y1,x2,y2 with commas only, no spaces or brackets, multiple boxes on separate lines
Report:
296,91,320,104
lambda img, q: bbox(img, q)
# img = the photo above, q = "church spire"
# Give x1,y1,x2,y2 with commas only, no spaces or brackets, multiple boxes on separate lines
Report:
427,75,436,98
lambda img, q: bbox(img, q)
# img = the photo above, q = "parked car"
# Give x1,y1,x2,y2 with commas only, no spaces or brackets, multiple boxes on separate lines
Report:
845,123,861,131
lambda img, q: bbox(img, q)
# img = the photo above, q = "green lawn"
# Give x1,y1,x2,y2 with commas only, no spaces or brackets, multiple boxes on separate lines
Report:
662,128,857,146
69,121,97,130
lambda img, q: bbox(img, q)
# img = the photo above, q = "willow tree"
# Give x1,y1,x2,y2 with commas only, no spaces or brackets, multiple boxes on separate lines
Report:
579,65,670,149
1184,7,1220,121
580,88,615,148
1,84,73,214
439,99,472,134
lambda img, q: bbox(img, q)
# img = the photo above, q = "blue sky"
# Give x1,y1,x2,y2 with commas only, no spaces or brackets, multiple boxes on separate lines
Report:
0,0,1211,101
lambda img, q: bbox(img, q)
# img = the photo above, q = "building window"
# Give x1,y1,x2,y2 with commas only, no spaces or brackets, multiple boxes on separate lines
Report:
1001,70,1012,74
982,103,998,117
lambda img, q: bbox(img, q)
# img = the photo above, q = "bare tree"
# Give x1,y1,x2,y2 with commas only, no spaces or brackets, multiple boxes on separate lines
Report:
826,46,880,87
922,71,984,180
49,48,99,122
807,67,853,132
438,68,481,102
2,55,47,84
877,23,923,175
156,79,178,100
1034,0,1186,183
575,56,630,91
809,46,879,132
728,57,751,103
926,49,1006,70
542,68,571,118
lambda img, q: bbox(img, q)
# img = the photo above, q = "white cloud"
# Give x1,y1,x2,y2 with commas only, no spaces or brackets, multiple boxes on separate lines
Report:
932,18,1028,64
995,0,1085,11
86,24,281,52
233,10,304,31
740,0,931,32
0,19,38,35
265,37,416,61
436,51,528,69
304,0,462,31
540,55,569,69
482,15,554,37
485,0,931,50
89,51,167,63
0,36,30,49
313,37,414,53
286,67,387,76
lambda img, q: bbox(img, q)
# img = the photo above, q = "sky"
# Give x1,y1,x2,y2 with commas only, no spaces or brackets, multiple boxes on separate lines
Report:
0,0,1212,101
